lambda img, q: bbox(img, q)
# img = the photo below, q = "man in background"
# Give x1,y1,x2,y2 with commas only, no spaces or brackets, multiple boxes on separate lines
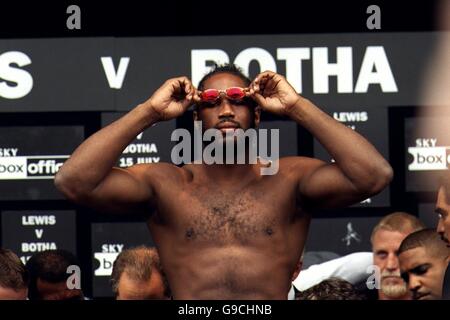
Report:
296,277,366,300
25,249,85,300
111,246,170,300
0,248,28,300
399,229,450,300
370,212,425,300
292,251,373,299
435,173,450,299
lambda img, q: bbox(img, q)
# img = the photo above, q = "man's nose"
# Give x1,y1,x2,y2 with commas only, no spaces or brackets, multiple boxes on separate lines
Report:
218,99,235,118
386,254,399,271
437,218,445,235
408,275,421,291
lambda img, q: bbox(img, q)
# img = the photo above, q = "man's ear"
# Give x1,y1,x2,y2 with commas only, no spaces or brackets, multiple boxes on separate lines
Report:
254,106,261,128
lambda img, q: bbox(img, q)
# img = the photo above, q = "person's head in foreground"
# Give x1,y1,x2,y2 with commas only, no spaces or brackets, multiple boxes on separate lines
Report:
295,277,366,300
436,173,450,247
0,248,28,300
371,212,425,300
194,63,260,134
111,246,170,300
25,249,84,300
398,228,450,300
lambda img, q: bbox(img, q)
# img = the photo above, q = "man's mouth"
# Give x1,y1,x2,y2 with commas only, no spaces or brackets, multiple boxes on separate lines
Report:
414,292,430,300
216,121,240,132
440,234,450,246
382,276,402,281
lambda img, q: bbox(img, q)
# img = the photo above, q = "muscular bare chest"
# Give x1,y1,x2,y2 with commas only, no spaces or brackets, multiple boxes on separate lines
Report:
154,175,299,244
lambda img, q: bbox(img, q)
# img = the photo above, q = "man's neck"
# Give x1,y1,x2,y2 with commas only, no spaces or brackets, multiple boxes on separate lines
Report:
197,143,264,183
200,162,258,183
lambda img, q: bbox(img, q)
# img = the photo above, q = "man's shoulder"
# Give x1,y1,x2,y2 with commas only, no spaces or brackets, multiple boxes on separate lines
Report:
273,157,329,184
126,162,189,181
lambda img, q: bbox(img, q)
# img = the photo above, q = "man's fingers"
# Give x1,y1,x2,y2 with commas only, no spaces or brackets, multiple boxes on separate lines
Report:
192,90,202,102
254,71,276,83
168,76,196,100
183,80,192,97
252,92,265,106
177,77,194,98
251,82,260,94
254,75,276,94
192,86,201,100
259,73,274,84
250,71,276,94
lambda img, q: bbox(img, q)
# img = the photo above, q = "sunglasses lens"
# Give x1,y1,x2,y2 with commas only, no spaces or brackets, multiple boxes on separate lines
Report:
226,87,245,100
201,89,219,102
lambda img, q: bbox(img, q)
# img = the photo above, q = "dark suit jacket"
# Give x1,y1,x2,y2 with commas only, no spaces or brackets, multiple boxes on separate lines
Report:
443,264,450,300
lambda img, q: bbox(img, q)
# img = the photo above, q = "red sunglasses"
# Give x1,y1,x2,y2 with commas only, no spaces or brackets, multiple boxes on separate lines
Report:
200,87,247,103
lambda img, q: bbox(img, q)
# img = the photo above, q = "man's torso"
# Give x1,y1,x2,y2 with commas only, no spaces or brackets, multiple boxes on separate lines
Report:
144,159,312,299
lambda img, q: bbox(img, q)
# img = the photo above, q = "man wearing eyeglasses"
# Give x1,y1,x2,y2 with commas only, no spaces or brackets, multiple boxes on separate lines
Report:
55,64,392,299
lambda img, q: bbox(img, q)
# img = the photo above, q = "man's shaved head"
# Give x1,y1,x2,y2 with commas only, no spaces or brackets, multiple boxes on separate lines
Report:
398,229,449,258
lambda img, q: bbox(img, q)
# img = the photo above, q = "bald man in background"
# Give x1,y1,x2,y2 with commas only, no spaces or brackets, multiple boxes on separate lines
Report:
111,246,170,300
370,212,425,300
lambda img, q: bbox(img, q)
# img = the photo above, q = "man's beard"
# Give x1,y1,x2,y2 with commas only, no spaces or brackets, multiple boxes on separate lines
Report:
381,282,408,298
380,272,408,299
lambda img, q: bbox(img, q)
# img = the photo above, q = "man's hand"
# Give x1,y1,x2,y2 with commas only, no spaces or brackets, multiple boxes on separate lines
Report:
248,71,301,116
144,77,198,121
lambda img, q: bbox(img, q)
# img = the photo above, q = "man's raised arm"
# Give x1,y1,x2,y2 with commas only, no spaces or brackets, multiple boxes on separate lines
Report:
249,71,393,209
54,77,196,214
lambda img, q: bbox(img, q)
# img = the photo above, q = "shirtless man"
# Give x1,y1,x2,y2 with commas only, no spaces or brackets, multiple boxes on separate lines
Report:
55,64,392,299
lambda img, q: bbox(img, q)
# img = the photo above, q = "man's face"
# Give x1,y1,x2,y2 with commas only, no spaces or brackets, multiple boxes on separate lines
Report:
372,229,410,299
436,186,450,247
116,269,168,300
36,278,83,300
195,73,260,134
0,286,27,300
399,247,448,300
